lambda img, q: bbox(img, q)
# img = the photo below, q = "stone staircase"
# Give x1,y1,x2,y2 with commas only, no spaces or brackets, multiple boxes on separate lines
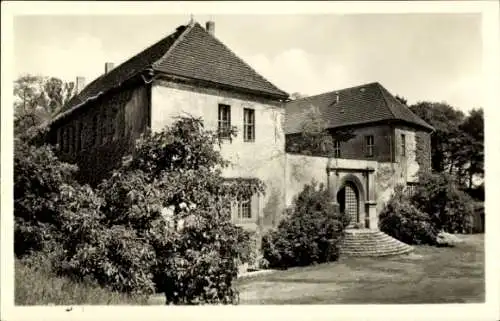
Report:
340,229,413,257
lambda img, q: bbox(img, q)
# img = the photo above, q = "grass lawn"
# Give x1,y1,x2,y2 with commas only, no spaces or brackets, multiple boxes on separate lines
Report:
236,234,484,304
15,259,149,305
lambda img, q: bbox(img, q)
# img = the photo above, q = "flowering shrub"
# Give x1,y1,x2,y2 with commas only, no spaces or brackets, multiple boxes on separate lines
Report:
262,182,349,269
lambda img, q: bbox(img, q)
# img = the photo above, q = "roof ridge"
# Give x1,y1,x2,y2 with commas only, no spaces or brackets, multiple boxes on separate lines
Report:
188,23,288,96
374,82,398,119
89,24,192,89
290,82,380,103
375,83,434,131
152,22,196,70
60,23,191,114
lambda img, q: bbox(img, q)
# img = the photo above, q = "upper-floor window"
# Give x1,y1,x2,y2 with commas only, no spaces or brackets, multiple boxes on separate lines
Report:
401,134,406,157
109,107,117,140
92,114,99,147
101,109,108,144
365,135,374,157
333,140,341,158
68,125,74,154
74,121,81,152
56,127,62,150
61,127,67,152
218,104,231,139
243,108,255,142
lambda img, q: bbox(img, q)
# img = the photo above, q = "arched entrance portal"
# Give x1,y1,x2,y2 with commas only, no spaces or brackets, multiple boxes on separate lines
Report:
336,181,360,227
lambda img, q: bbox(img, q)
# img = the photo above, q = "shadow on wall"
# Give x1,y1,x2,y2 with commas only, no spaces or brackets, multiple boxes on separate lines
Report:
262,186,283,228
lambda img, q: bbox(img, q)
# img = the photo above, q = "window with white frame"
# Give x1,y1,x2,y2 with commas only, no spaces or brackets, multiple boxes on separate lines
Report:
243,108,255,142
218,104,231,139
236,196,252,220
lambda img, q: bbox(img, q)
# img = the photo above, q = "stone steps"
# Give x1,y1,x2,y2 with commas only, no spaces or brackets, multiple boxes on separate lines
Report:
340,229,413,257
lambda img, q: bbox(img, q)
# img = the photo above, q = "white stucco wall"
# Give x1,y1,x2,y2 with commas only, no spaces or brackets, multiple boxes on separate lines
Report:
394,127,419,183
150,80,286,229
284,154,330,207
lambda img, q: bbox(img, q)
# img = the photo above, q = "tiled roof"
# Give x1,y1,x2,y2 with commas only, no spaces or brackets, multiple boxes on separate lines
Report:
61,22,288,114
284,82,434,134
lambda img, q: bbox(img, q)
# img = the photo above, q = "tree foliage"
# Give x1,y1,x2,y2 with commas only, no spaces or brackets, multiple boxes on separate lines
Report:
286,104,355,156
15,115,264,304
409,102,483,191
379,186,438,245
410,171,474,233
14,135,79,257
14,75,76,135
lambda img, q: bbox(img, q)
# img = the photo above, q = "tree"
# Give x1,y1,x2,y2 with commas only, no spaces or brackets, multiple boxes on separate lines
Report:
48,116,264,303
395,95,408,105
459,108,484,188
14,75,76,135
409,102,484,191
286,104,355,156
290,92,307,100
409,102,465,173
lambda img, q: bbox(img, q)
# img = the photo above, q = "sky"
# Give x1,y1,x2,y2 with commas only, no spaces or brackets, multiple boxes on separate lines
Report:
14,13,482,112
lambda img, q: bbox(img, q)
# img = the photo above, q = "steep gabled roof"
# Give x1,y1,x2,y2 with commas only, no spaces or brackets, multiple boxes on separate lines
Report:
284,82,434,134
61,21,288,115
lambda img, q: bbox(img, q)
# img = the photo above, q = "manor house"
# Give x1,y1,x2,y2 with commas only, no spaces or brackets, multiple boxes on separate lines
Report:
47,20,433,256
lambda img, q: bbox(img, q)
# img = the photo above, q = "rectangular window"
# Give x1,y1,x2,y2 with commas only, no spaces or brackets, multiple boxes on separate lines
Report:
68,125,73,154
74,121,80,152
243,108,255,142
101,109,107,144
365,135,374,157
61,127,66,152
56,127,62,150
237,196,252,220
401,134,406,157
109,108,117,140
405,182,418,197
333,140,341,158
218,104,231,139
92,114,99,147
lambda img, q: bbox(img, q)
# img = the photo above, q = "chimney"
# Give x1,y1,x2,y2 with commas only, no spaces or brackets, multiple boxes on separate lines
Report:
206,21,215,35
75,76,86,94
105,62,115,74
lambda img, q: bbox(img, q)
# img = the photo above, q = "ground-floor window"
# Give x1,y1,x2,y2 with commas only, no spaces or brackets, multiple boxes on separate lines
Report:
224,178,259,223
236,196,252,220
405,182,418,197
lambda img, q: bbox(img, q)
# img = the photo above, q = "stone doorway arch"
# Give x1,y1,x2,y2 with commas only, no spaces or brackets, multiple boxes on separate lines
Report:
336,182,360,226
326,162,378,230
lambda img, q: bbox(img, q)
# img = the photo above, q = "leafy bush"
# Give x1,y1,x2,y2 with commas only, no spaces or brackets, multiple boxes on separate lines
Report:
14,116,261,304
14,135,78,256
411,171,474,233
379,185,438,245
63,117,260,303
262,182,349,269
